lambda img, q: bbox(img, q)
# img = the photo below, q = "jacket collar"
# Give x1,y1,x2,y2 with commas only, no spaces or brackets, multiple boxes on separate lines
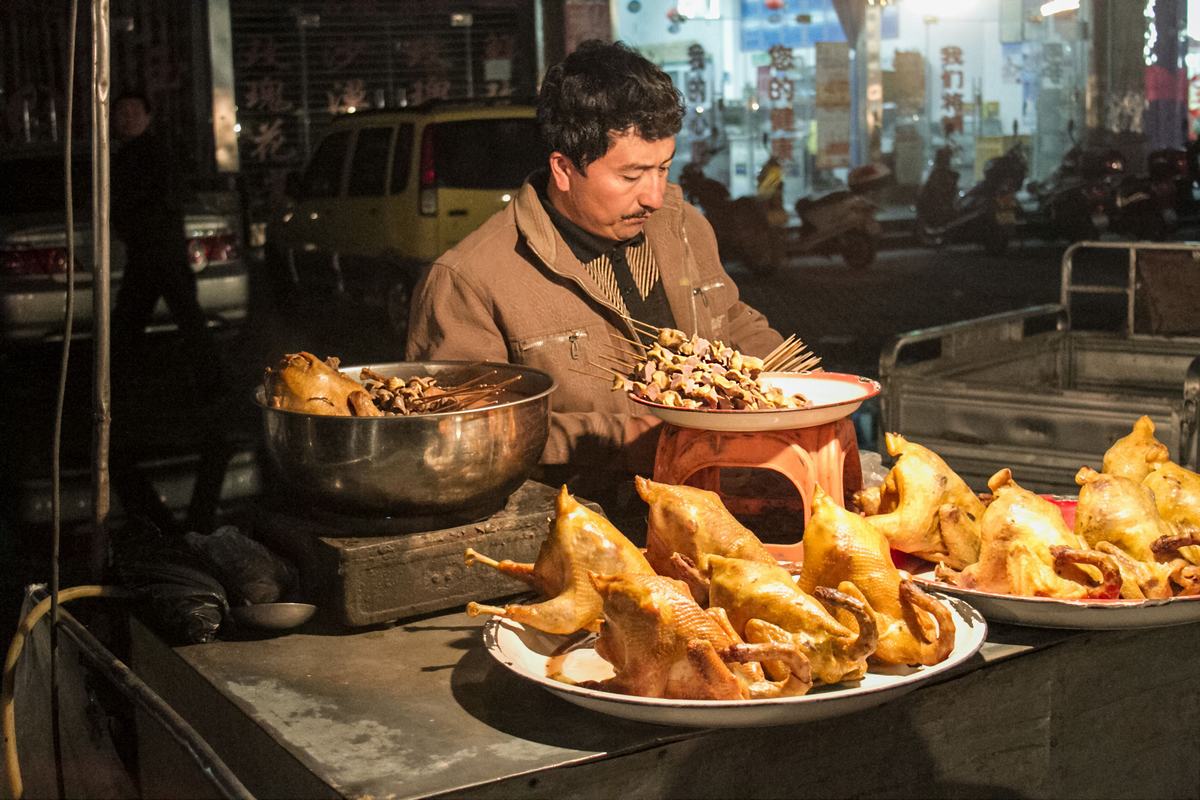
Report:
513,174,696,333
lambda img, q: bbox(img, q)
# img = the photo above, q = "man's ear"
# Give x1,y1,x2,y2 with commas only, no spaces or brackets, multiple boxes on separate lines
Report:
548,152,576,192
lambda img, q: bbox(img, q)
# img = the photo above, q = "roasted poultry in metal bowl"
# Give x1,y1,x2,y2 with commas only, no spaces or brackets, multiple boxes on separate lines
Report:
257,355,555,518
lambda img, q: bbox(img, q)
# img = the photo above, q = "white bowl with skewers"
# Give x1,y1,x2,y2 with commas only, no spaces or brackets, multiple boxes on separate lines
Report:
609,324,880,432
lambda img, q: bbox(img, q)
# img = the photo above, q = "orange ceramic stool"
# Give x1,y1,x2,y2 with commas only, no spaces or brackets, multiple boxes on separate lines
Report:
652,417,862,525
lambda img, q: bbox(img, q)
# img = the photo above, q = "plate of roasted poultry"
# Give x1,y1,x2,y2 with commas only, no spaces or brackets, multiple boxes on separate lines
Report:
853,421,1200,630
467,479,985,728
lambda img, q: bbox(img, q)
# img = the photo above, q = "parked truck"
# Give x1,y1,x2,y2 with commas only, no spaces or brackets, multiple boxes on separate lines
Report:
879,241,1200,494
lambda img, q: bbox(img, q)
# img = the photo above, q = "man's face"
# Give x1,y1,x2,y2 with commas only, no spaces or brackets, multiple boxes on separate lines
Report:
114,98,151,140
549,131,675,241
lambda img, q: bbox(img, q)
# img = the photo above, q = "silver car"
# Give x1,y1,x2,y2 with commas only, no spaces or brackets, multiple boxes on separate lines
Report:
0,149,248,346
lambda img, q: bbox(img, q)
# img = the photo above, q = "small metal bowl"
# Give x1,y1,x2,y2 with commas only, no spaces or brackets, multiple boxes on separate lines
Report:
231,602,317,631
257,361,555,519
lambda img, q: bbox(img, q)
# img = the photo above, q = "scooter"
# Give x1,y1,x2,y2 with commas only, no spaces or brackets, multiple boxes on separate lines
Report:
1025,121,1128,242
791,163,887,269
915,123,1026,254
680,162,786,276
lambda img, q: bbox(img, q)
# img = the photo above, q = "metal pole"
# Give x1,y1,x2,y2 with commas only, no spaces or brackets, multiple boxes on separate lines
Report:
465,25,474,99
298,21,311,159
91,0,112,542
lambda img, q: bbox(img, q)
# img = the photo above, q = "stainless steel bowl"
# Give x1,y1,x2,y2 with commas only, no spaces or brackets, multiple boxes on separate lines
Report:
257,361,555,519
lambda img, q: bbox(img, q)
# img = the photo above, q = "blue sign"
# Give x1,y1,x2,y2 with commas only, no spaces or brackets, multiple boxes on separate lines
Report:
740,0,845,51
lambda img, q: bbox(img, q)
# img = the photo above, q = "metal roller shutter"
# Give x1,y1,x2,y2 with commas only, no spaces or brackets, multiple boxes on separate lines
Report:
229,0,536,216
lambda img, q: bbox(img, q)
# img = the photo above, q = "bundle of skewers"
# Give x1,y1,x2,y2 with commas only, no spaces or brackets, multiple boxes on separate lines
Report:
588,316,822,411
360,367,520,415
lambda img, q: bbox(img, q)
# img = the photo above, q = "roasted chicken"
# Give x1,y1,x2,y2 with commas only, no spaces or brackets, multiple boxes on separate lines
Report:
1074,466,1180,599
637,476,779,599
798,486,956,667
584,572,812,700
465,486,654,634
263,352,382,417
700,555,878,685
940,469,1121,599
858,433,985,570
1143,460,1200,566
1102,415,1169,482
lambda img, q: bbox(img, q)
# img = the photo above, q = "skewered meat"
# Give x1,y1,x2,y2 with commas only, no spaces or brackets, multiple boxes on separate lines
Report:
1074,466,1181,599
702,555,877,685
263,352,382,417
359,367,518,415
940,469,1121,600
584,572,812,700
636,476,779,600
798,486,956,667
1143,460,1200,566
464,486,654,634
1102,415,1170,482
614,327,810,411
857,433,985,570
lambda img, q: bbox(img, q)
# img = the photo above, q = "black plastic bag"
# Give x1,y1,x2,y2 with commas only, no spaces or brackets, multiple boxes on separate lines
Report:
112,520,228,644
184,525,298,606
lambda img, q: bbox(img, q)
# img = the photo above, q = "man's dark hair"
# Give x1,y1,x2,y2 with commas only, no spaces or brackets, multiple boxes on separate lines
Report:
114,90,152,113
537,40,683,172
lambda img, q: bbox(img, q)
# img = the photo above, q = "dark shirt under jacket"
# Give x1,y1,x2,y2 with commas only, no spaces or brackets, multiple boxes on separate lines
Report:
534,172,676,331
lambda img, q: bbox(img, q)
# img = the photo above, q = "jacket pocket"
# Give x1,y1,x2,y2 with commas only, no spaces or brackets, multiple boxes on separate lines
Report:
514,327,590,363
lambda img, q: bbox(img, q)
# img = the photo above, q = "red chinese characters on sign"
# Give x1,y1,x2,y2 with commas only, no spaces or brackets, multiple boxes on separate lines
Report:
940,45,964,133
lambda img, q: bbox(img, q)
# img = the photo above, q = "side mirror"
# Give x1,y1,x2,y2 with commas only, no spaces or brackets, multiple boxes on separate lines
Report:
285,172,303,200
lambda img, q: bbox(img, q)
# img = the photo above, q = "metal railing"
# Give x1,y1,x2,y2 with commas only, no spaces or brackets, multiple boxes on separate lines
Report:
1060,239,1200,337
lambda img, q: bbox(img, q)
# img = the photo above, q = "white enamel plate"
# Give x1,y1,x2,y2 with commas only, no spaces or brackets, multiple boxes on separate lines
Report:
481,595,985,728
909,566,1200,630
627,372,881,432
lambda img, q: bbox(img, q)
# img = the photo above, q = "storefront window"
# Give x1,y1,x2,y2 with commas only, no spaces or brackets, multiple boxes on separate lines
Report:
614,0,1091,211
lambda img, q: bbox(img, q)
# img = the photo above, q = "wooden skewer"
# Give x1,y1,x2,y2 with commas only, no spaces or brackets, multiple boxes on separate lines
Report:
609,332,648,354
569,365,620,383
593,352,636,372
622,314,661,338
596,343,641,365
587,360,629,380
762,334,796,366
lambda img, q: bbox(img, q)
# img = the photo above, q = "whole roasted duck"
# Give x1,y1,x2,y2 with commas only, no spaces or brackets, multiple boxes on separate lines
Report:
939,469,1121,600
799,486,956,667
1072,465,1200,598
637,476,779,601
1102,415,1170,482
584,572,812,700
465,486,654,634
263,352,381,416
856,433,985,570
700,555,878,685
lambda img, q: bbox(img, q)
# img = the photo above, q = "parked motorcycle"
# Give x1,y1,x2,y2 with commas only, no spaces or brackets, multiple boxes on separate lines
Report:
680,162,786,275
791,163,888,269
1025,121,1171,242
915,124,1025,254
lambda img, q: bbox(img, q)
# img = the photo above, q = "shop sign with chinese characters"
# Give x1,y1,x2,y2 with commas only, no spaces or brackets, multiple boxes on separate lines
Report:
940,45,964,133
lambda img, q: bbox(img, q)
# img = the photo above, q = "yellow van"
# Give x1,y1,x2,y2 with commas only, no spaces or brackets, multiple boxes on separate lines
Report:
265,101,544,338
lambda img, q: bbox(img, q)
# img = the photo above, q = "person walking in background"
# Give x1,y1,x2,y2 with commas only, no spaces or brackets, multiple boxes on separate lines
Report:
109,90,229,534
110,90,226,404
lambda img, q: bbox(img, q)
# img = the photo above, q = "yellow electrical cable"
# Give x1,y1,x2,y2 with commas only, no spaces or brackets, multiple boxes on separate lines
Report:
3,585,133,800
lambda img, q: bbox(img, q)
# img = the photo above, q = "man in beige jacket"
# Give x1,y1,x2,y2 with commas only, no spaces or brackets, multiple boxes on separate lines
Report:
406,40,782,506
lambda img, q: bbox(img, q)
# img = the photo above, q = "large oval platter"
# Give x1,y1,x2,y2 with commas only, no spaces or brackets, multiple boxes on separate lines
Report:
908,567,1200,630
627,372,881,432
902,495,1200,630
481,594,984,729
